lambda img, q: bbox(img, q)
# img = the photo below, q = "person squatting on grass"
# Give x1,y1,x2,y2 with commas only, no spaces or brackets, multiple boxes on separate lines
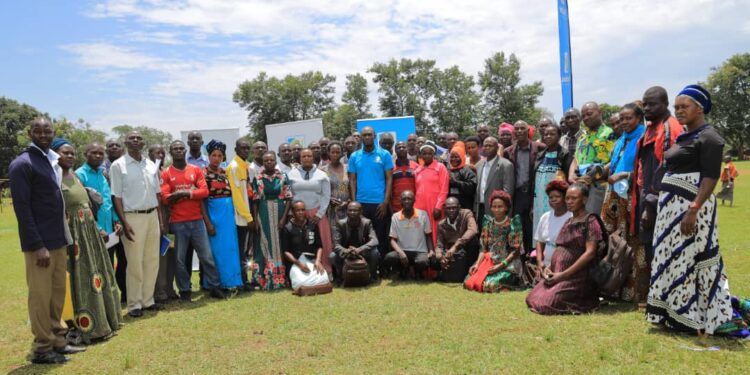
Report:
11,85,750,366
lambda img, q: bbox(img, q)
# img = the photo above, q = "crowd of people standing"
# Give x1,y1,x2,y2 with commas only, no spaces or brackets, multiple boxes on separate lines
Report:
9,83,749,365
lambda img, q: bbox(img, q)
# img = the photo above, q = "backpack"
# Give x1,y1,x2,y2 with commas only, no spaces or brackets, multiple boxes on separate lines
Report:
342,253,370,287
584,214,633,296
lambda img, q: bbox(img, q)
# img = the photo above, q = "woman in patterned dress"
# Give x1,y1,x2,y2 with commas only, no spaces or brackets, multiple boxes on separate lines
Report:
202,140,243,289
646,85,734,335
54,140,121,343
526,183,602,314
320,141,350,230
251,151,293,290
532,125,572,236
464,190,523,292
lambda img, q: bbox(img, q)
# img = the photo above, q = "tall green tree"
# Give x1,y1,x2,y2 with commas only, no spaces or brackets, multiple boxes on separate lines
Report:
478,52,544,126
233,71,337,141
430,66,480,137
0,97,43,177
705,53,750,156
110,124,173,149
342,73,373,119
369,58,436,136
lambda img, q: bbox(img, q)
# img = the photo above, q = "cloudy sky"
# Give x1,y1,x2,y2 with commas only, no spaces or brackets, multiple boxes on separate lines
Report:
1,0,748,137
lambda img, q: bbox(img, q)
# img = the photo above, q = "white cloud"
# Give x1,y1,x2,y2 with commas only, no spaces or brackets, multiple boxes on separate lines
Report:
66,0,749,136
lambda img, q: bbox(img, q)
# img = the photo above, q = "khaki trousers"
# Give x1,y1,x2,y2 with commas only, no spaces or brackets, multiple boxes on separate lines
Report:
122,211,160,311
24,247,68,353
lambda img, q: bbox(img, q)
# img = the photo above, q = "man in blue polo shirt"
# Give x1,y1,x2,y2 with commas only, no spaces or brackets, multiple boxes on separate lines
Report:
348,126,393,261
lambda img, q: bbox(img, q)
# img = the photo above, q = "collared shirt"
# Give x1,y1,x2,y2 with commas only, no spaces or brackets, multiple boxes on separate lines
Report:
347,146,394,204
560,128,583,154
30,143,61,185
479,156,494,203
110,153,160,211
276,162,292,174
287,165,331,217
437,209,478,254
76,162,119,232
226,155,253,225
575,125,615,166
515,145,531,188
389,209,431,253
187,153,209,169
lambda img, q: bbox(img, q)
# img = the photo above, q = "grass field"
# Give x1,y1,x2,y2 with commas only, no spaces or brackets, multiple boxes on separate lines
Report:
1,163,749,374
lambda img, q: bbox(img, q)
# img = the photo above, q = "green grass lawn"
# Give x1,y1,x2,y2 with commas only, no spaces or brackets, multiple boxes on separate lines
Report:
1,163,749,374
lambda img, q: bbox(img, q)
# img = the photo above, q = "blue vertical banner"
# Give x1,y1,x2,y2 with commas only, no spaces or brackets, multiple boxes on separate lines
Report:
557,0,574,112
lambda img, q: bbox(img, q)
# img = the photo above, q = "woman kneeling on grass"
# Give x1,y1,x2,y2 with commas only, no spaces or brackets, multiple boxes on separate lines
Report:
526,183,601,314
464,190,523,292
281,201,333,296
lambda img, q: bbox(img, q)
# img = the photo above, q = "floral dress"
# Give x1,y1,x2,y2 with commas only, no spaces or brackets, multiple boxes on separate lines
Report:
464,215,523,292
251,169,293,290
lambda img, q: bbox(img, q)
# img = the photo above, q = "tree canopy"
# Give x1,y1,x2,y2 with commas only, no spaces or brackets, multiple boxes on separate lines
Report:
705,53,750,156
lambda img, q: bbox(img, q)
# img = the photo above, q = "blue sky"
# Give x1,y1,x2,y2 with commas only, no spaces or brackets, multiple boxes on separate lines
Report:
1,0,749,138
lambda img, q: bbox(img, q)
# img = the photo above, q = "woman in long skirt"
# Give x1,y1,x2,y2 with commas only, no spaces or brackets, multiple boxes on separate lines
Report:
646,85,734,335
320,141,350,232
202,140,243,289
54,140,121,343
252,151,293,290
601,103,647,303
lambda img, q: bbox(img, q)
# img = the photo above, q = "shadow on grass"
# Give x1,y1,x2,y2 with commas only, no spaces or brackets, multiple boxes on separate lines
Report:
596,300,639,315
647,326,748,352
8,362,63,375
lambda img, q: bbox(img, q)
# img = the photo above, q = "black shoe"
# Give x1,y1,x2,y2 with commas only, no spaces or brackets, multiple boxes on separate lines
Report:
144,303,163,311
128,308,143,318
179,291,192,302
31,351,69,364
241,283,254,293
209,288,227,299
55,345,86,355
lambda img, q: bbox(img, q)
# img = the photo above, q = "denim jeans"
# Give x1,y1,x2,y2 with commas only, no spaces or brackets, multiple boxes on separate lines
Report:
171,220,220,292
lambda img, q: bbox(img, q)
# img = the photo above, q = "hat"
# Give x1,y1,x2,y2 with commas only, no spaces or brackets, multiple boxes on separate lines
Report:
677,84,712,114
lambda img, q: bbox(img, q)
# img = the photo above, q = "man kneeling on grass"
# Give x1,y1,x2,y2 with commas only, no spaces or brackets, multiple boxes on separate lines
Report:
330,201,380,285
281,201,333,295
384,190,436,279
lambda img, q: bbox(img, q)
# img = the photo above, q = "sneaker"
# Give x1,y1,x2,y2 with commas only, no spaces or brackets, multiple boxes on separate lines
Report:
31,351,69,364
179,291,192,303
127,309,143,318
209,288,227,299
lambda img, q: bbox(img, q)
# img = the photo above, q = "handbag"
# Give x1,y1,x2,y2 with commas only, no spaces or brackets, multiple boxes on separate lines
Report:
584,212,634,296
342,252,370,287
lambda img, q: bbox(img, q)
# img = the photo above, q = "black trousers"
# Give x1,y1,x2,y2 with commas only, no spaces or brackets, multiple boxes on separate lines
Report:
513,188,533,256
236,225,251,285
360,203,391,260
439,239,479,283
107,241,127,302
383,250,437,277
329,249,380,283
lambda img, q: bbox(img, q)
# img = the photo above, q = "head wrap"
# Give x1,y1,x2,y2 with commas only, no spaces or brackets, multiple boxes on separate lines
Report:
528,125,535,139
488,189,512,212
677,84,712,114
206,139,226,155
50,137,71,152
498,122,513,134
449,141,466,170
420,141,437,153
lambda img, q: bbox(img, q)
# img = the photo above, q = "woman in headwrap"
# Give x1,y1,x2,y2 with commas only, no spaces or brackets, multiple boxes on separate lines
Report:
202,139,243,289
53,138,122,343
532,123,572,236
498,122,514,149
600,103,647,303
646,84,737,336
414,143,449,247
447,141,477,210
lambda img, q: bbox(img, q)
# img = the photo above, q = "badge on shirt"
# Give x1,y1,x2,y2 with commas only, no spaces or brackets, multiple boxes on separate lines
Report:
307,230,315,245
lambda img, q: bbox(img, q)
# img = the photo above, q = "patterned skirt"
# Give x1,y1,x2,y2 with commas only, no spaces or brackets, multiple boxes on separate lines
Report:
646,172,733,334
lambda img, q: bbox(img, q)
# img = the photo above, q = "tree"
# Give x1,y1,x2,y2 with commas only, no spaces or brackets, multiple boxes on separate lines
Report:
598,103,622,126
233,71,337,141
342,73,373,119
478,52,544,127
369,58,436,136
705,53,750,157
430,66,480,137
0,97,43,177
16,117,108,168
110,124,173,149
322,104,360,141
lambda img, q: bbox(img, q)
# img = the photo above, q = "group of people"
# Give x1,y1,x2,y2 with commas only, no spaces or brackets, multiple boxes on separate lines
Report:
10,83,747,364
